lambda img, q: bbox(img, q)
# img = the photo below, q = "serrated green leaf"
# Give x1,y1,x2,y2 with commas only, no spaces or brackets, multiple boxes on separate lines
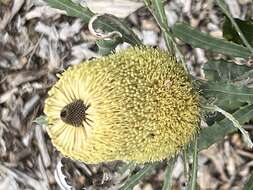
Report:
48,0,93,21
243,172,253,190
200,80,253,112
201,60,253,122
33,115,48,126
223,17,253,47
201,81,253,105
198,104,253,151
47,0,141,46
120,163,158,190
172,22,251,58
203,60,252,82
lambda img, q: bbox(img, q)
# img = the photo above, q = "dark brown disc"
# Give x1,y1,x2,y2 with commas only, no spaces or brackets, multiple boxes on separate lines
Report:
60,99,87,127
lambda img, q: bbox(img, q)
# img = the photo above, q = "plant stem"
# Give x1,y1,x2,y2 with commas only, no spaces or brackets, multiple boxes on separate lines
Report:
188,137,198,190
183,148,189,181
162,157,176,190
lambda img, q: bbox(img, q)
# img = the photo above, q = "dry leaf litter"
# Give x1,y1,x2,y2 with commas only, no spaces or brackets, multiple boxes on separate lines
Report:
0,0,253,189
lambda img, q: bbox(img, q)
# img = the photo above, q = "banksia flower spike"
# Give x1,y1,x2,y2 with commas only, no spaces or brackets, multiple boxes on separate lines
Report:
44,47,200,164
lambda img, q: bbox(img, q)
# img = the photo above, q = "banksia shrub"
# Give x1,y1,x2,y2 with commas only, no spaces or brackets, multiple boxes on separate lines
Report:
44,47,200,164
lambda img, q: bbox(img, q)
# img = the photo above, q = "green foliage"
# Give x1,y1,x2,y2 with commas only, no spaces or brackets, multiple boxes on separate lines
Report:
48,0,93,21
144,0,173,53
215,0,253,52
48,0,141,54
96,37,122,55
33,115,48,126
223,17,253,46
144,0,188,72
203,60,252,82
92,14,142,45
197,103,253,151
176,21,253,153
188,137,198,190
200,60,253,111
197,59,253,151
162,157,176,190
200,81,253,107
47,0,253,189
118,162,136,175
120,163,158,190
243,172,253,190
172,23,251,58
173,9,253,187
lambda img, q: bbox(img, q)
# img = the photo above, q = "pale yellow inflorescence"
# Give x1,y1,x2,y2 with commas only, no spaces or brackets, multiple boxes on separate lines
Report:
44,47,200,164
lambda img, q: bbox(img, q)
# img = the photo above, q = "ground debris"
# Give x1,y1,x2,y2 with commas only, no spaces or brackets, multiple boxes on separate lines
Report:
0,0,253,189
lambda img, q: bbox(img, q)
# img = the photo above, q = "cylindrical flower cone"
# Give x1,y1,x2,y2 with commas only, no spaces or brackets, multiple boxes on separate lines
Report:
44,47,200,164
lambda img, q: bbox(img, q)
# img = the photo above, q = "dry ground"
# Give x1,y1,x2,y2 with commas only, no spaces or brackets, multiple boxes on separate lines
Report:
0,0,253,189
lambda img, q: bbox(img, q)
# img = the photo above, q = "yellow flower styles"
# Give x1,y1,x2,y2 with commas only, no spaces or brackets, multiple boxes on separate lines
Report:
44,47,200,164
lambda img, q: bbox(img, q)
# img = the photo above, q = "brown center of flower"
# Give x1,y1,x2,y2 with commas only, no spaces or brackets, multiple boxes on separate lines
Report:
60,99,87,127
